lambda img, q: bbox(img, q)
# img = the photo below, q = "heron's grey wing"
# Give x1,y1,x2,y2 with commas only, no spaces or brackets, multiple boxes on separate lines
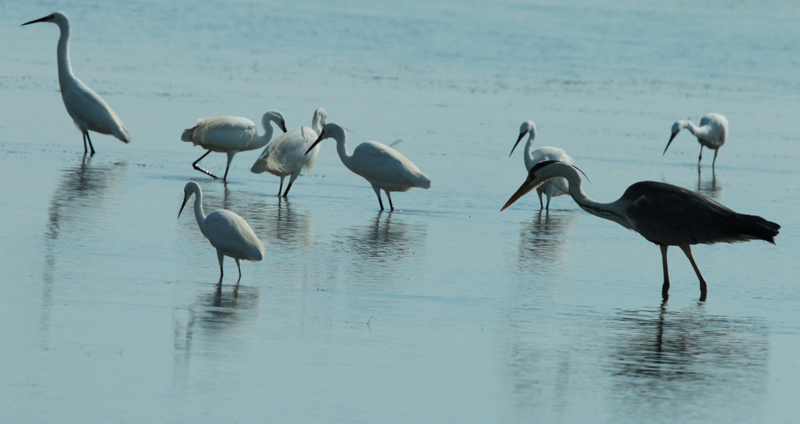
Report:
623,181,746,246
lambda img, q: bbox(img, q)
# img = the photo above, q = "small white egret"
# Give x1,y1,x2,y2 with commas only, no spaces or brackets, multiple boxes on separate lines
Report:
305,123,431,211
663,113,728,167
510,120,574,209
181,111,287,182
501,161,780,301
22,11,131,155
179,181,265,282
251,108,327,197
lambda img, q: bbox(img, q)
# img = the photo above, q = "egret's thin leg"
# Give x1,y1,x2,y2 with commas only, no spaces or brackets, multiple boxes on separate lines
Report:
222,151,236,182
82,132,88,155
283,173,300,198
277,177,284,197
545,194,552,210
372,185,384,210
679,245,708,301
386,191,394,211
193,150,220,179
712,149,719,168
235,258,242,282
698,144,703,166
536,190,544,210
660,244,670,301
216,249,225,283
283,182,294,198
84,132,96,156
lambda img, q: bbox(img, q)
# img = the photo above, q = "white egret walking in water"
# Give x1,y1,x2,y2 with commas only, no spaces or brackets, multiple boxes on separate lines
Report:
22,11,131,155
305,123,431,211
251,108,327,197
510,120,574,209
181,111,287,182
663,113,728,168
501,161,780,301
179,181,265,282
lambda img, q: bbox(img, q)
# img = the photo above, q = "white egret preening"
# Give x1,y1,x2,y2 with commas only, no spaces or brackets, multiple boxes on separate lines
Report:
501,161,780,301
251,108,327,197
179,181,265,283
22,11,131,155
663,113,728,167
510,120,574,209
181,111,287,182
305,123,431,211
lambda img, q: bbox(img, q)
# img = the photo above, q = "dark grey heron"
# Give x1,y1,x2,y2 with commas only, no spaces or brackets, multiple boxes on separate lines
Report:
663,113,728,168
510,120,575,210
501,161,780,301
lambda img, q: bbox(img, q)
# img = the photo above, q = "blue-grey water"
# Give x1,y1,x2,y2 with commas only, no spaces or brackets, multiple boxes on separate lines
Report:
2,0,799,423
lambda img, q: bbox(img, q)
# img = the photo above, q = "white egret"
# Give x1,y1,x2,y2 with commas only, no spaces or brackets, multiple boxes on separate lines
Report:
510,120,574,209
501,161,780,301
181,111,287,182
179,181,265,282
251,108,326,197
663,113,728,167
305,123,431,211
22,11,131,155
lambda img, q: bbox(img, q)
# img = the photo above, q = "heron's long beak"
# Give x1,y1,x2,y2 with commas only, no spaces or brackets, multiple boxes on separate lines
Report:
22,16,50,26
509,132,526,157
501,177,540,212
305,132,325,155
663,131,679,155
178,193,190,218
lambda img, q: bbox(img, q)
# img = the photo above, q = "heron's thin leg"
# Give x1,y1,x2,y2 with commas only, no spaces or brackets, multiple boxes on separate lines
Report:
216,249,225,283
193,150,220,179
222,151,236,182
277,177,284,197
679,245,707,301
386,191,394,211
235,258,242,282
660,244,670,301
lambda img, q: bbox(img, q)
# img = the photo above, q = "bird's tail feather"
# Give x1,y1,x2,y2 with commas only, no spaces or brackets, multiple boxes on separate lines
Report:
181,126,197,142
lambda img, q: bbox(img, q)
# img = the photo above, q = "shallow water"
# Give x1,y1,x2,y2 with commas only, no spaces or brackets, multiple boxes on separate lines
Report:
2,0,799,423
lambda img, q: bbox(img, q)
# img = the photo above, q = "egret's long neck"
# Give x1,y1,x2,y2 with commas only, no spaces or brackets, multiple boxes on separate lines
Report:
192,192,207,232
335,136,353,168
524,136,536,170
312,116,323,134
250,123,275,150
560,166,630,229
55,21,74,89
684,121,710,139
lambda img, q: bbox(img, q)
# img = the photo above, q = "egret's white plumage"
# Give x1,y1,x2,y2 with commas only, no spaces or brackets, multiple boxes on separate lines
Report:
251,108,327,197
179,181,265,282
663,113,728,167
510,120,574,209
22,11,131,155
305,123,431,211
502,161,780,301
182,111,287,182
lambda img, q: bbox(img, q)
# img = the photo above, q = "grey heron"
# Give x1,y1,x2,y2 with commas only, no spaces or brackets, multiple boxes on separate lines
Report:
663,113,728,168
501,161,780,301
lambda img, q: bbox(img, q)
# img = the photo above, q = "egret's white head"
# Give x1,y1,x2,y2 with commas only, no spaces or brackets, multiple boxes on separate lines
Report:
312,108,327,131
178,181,202,218
22,11,70,29
262,111,287,133
664,120,688,155
306,122,345,155
510,120,536,157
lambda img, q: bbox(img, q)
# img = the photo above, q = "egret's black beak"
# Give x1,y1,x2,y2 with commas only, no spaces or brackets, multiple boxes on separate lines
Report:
279,120,288,133
663,131,679,155
509,132,526,157
178,192,190,218
305,131,325,155
22,15,52,26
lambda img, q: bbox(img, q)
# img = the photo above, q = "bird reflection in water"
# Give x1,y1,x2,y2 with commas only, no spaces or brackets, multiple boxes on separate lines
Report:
260,197,314,249
42,157,127,338
607,303,768,421
696,167,722,200
341,211,428,263
516,210,577,277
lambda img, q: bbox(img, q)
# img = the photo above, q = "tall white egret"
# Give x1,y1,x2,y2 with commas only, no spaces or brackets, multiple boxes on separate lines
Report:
305,123,431,211
251,108,326,197
181,111,287,182
22,11,131,155
501,161,780,301
179,181,265,282
663,113,728,167
510,120,574,209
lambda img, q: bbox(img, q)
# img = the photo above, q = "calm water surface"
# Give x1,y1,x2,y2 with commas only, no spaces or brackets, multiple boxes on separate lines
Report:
1,0,799,423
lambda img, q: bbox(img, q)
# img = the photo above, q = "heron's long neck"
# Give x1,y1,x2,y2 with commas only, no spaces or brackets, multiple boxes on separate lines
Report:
56,21,75,89
335,137,353,167
562,168,630,228
193,193,207,232
524,136,535,170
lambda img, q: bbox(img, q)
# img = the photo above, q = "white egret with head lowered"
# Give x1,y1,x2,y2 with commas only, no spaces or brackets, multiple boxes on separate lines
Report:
305,123,431,211
501,161,780,301
181,111,287,182
510,120,574,210
179,181,265,283
22,11,131,155
251,108,327,197
663,113,728,168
